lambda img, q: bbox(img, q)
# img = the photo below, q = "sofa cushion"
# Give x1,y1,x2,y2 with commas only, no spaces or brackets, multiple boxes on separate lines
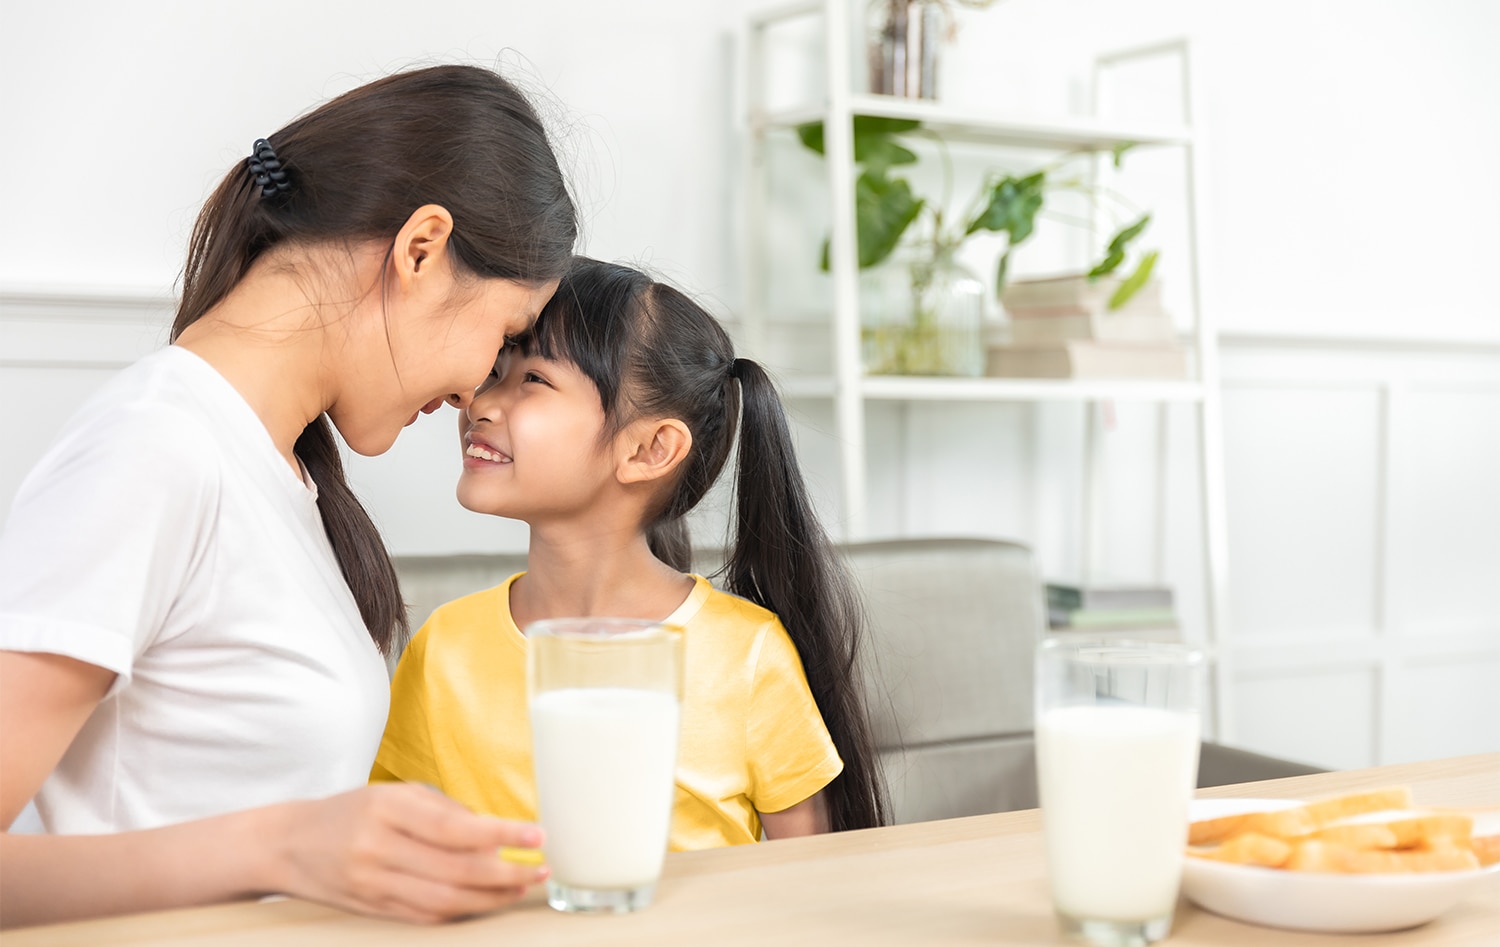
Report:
881,735,1038,824
841,538,1043,749
394,552,527,641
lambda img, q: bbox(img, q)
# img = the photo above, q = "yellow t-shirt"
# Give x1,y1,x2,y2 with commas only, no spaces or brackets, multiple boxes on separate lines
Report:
373,573,843,849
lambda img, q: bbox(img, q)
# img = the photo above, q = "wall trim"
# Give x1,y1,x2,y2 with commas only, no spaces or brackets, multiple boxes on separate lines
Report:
0,284,175,335
8,289,1500,353
0,282,173,309
1217,330,1500,353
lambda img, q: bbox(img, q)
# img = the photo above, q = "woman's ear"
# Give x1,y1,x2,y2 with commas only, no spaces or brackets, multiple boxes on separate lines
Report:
618,419,693,485
390,204,455,291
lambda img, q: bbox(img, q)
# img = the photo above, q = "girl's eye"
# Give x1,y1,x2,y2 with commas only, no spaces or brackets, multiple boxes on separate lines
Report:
523,371,548,386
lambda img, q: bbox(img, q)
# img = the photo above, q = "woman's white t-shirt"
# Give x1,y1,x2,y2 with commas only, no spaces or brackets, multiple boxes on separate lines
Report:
0,346,391,833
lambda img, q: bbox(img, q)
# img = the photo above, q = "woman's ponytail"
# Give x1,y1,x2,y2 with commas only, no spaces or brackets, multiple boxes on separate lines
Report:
294,418,408,653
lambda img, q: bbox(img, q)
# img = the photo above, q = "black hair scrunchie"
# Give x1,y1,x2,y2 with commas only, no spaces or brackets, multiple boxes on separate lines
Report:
247,138,292,199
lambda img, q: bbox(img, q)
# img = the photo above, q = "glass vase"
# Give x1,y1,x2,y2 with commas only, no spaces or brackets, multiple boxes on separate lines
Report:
860,245,985,377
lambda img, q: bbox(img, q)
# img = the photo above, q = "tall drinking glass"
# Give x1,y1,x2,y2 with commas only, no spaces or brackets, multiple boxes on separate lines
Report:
1035,638,1206,947
527,618,683,914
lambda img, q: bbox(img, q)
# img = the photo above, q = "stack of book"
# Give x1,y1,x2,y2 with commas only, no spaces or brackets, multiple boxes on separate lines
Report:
986,274,1188,379
1046,582,1179,633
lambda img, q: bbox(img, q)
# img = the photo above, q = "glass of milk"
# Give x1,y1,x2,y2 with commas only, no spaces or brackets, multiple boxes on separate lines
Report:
1035,639,1205,946
526,618,684,914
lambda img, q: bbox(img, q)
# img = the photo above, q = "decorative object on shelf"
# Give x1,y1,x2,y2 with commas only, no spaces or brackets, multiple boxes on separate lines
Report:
986,340,1187,379
860,241,984,375
797,116,1159,377
866,0,1006,100
1046,582,1180,632
986,271,1187,379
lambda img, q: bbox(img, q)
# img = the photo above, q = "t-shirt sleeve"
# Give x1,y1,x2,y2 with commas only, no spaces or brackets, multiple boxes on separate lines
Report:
373,623,442,786
0,403,217,694
746,618,845,814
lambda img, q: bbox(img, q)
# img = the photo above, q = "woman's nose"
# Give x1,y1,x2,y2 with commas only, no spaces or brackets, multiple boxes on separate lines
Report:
447,391,474,411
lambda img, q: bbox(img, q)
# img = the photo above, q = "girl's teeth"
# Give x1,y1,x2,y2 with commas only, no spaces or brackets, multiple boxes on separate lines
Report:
466,444,503,462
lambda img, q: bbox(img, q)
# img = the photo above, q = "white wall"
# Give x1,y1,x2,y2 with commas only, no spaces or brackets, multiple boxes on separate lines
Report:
0,0,746,293
0,0,758,553
2,0,1498,770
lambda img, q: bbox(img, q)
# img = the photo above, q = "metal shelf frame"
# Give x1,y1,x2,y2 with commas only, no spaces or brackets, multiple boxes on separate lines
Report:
743,3,1233,739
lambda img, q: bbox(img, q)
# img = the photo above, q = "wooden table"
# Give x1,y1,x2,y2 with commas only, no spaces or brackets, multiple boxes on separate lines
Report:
10,753,1498,946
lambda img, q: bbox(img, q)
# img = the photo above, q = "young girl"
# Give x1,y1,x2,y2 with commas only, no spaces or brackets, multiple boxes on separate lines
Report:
1,65,575,926
374,257,887,845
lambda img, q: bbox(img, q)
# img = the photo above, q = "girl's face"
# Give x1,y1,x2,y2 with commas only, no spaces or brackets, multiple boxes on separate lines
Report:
456,346,618,520
331,274,558,457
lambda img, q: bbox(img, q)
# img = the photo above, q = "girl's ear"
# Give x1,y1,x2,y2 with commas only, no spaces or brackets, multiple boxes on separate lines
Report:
617,418,693,485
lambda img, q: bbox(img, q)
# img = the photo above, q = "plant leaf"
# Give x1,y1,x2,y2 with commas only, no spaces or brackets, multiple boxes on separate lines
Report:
853,115,922,137
856,137,919,175
800,117,925,270
817,173,925,271
967,171,1046,246
1007,189,1044,244
1106,214,1151,254
1087,250,1123,280
796,116,921,159
1108,249,1158,309
1088,214,1151,279
1111,141,1137,169
854,171,924,268
796,121,825,155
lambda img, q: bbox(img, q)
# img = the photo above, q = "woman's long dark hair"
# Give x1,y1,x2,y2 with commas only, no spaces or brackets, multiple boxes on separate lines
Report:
170,65,578,655
523,257,887,831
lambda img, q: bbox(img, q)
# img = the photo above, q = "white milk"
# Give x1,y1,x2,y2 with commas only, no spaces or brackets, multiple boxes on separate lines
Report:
530,687,681,890
1036,704,1201,922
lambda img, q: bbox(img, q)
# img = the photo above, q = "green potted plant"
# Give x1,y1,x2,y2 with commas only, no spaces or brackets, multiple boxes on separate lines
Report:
797,116,1158,376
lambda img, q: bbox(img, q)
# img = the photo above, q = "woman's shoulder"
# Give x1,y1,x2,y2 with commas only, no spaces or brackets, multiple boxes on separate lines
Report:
63,349,225,457
14,354,225,516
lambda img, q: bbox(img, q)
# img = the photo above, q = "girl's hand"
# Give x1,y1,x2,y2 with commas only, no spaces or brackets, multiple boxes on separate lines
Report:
268,783,548,924
760,790,831,840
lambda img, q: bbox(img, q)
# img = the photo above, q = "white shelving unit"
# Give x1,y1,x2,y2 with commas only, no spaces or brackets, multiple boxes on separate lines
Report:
743,2,1233,736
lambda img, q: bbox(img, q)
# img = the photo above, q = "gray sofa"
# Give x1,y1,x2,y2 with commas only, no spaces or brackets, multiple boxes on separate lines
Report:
392,537,1320,826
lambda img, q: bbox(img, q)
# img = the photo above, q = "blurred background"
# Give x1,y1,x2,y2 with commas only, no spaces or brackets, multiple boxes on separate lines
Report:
2,0,1497,773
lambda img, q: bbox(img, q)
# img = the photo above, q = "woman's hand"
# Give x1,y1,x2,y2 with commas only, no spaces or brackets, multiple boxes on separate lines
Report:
1,648,547,927
266,783,548,924
1,781,548,929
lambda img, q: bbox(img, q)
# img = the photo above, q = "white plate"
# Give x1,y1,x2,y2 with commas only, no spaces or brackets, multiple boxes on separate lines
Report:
1180,798,1500,934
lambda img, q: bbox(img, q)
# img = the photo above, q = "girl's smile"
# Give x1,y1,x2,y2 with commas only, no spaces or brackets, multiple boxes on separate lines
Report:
463,433,512,467
456,350,613,518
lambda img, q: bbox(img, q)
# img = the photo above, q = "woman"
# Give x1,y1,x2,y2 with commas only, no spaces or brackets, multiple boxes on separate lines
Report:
0,64,576,927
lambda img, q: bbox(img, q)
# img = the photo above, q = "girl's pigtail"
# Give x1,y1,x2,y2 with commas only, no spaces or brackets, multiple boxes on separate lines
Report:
724,359,888,832
647,516,693,573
